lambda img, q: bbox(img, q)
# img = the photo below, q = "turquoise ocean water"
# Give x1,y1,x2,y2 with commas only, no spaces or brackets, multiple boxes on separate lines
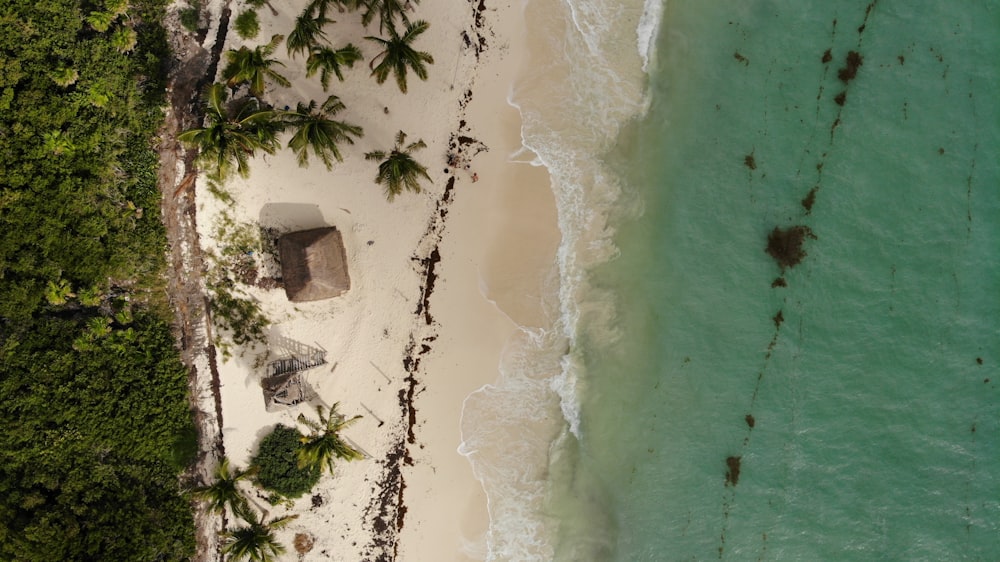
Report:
461,1,999,560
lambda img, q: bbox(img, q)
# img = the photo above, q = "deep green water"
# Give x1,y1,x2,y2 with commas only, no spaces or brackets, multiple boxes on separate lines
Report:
562,1,1000,560
462,2,999,560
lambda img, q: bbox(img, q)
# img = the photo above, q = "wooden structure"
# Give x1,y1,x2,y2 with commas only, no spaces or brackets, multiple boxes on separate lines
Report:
262,349,327,411
278,227,350,302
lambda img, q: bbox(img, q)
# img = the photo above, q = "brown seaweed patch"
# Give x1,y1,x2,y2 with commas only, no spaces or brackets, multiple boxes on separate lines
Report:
834,91,847,106
976,357,983,365
822,49,832,64
802,186,819,213
734,51,749,66
725,456,742,486
745,414,756,428
744,153,757,170
898,55,905,65
838,50,863,83
772,310,784,328
771,277,787,288
766,225,816,269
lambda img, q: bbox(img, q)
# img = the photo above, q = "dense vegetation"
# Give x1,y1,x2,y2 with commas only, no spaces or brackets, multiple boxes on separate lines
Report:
252,424,321,499
0,313,196,560
0,0,197,558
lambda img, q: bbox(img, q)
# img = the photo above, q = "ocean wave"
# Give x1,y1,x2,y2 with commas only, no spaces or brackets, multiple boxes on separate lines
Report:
459,0,664,559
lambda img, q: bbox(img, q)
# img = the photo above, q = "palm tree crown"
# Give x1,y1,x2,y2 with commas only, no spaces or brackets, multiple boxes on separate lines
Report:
364,130,432,201
296,403,364,475
306,44,363,91
358,0,416,33
178,83,284,181
366,20,433,93
221,511,298,562
307,0,354,19
286,12,333,58
222,34,291,96
281,95,364,170
192,457,257,518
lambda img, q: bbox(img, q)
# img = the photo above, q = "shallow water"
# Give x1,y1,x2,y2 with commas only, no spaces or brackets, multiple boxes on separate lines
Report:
463,1,1000,560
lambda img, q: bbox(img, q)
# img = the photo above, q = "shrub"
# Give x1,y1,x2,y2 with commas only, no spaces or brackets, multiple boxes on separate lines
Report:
253,425,321,499
179,2,200,32
234,10,260,40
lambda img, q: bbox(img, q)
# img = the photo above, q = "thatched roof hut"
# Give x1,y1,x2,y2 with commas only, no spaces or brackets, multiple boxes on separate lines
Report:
278,227,350,302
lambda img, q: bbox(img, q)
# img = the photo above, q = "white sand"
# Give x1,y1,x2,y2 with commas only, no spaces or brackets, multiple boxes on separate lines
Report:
192,0,558,559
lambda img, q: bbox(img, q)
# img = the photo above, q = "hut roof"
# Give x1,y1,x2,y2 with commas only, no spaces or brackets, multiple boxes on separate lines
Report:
278,227,350,302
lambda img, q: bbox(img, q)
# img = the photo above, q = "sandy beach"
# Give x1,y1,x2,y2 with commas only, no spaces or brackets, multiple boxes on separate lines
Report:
179,0,560,559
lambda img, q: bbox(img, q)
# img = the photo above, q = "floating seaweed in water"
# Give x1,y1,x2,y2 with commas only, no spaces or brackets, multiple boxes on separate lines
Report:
838,50,863,83
766,225,816,269
725,456,742,486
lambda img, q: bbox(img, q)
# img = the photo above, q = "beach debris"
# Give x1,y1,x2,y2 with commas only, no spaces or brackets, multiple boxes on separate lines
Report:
294,532,316,554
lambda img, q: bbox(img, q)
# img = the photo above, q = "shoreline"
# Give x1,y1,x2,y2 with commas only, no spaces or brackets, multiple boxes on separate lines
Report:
173,0,560,559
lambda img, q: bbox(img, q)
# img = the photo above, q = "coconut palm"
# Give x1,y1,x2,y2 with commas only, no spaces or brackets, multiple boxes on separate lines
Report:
178,83,284,180
192,457,257,518
296,403,364,475
366,20,433,93
306,0,354,19
86,10,116,32
305,44,363,90
281,95,363,170
358,0,414,32
221,511,298,562
286,12,333,58
222,34,290,96
110,26,137,53
50,64,79,87
364,130,431,201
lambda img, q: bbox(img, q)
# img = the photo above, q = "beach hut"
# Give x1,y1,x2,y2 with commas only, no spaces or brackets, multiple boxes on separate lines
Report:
278,227,350,302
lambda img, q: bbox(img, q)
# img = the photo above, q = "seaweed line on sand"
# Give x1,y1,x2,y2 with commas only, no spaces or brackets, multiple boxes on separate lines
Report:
359,3,495,554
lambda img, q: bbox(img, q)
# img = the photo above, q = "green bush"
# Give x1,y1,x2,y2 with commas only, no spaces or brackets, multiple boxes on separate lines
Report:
234,10,260,39
179,2,200,32
253,425,321,499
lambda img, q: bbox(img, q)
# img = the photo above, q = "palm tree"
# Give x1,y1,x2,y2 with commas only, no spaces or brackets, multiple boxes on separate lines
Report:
221,511,298,562
307,0,355,19
366,20,433,93
358,0,414,32
178,83,284,180
110,26,137,53
364,130,431,201
50,64,79,87
86,10,116,32
222,34,290,96
192,457,257,518
296,403,364,475
305,44,363,91
286,12,333,58
281,95,363,170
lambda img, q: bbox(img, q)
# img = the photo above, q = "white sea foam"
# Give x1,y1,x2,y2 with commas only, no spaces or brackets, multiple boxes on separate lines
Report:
637,0,666,72
459,0,658,559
